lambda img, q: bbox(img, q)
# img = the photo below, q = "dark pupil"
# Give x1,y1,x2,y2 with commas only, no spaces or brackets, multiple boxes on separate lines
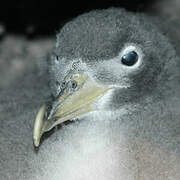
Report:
121,51,138,66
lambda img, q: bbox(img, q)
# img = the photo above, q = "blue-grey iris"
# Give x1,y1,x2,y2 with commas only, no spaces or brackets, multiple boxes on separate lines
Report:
121,51,138,66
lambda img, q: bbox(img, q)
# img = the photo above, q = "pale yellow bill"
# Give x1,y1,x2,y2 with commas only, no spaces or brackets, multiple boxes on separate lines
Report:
33,72,111,147
33,104,47,147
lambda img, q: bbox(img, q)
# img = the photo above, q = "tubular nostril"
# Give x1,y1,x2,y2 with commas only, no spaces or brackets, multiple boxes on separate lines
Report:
71,80,78,89
61,81,67,89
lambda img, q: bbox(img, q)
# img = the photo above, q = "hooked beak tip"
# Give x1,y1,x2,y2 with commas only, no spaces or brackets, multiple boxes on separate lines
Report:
34,138,40,147
33,104,47,148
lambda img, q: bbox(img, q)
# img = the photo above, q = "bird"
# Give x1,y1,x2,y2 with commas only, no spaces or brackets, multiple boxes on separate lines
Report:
1,7,180,180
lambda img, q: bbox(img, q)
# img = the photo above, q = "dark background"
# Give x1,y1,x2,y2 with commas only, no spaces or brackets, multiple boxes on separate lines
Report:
0,0,155,37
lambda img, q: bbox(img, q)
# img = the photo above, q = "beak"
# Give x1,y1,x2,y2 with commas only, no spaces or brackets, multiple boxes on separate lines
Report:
33,72,112,147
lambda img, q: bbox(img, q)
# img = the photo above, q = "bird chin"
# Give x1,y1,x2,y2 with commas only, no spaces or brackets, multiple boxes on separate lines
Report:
33,72,113,147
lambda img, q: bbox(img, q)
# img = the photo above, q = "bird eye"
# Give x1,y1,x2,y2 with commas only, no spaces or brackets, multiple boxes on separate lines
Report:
121,51,138,66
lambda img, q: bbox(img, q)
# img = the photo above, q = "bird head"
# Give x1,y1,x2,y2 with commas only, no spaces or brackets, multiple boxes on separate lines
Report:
33,8,178,147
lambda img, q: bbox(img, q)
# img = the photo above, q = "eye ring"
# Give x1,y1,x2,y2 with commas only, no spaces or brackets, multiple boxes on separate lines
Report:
121,51,138,66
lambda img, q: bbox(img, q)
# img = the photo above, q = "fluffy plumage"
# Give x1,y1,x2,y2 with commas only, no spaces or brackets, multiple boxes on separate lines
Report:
1,8,180,180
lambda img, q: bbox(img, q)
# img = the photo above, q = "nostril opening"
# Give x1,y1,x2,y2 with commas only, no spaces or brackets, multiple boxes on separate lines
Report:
61,81,67,89
71,80,78,89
